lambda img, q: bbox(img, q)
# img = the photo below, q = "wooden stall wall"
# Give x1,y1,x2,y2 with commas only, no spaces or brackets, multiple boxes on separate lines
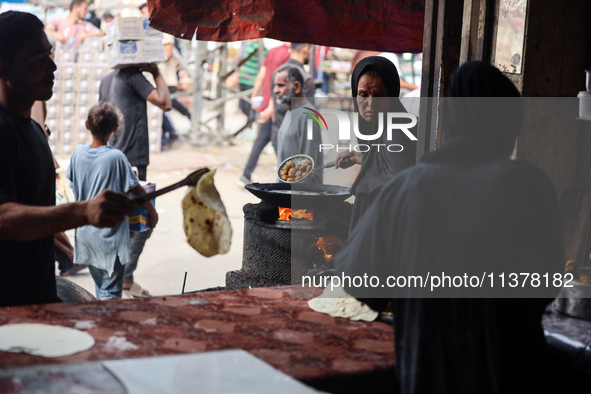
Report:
516,0,591,262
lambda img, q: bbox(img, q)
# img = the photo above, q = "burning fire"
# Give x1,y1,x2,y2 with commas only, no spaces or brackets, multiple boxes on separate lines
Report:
316,235,345,264
278,207,314,221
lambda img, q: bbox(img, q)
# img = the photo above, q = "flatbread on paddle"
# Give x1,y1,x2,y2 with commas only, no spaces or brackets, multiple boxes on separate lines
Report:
308,285,378,322
182,169,232,257
0,323,95,357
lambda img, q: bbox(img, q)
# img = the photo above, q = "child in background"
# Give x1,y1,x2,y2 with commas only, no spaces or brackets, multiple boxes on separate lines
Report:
67,102,158,300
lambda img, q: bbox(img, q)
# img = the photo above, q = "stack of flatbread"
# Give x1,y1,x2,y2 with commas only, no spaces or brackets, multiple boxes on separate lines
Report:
182,169,232,257
308,285,378,322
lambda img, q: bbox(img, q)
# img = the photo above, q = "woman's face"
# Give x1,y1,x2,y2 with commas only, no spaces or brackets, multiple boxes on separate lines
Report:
356,74,389,122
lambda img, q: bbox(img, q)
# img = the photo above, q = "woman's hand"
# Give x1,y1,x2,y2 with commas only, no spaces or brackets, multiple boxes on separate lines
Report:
335,151,362,169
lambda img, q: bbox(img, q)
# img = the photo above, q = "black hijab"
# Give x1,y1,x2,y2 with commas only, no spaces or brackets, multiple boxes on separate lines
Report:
423,61,522,165
349,56,416,196
351,55,401,109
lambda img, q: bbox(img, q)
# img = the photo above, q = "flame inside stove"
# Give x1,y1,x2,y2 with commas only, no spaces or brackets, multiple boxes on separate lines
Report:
278,207,314,221
316,235,345,264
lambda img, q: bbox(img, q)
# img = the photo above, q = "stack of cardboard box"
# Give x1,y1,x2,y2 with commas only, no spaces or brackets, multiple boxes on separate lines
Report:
46,39,107,155
48,18,166,156
106,17,165,69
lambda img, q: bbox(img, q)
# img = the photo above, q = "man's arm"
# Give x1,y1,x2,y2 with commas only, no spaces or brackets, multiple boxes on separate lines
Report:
258,98,274,123
140,63,172,111
44,25,66,44
250,65,266,110
400,79,419,91
77,21,105,41
78,30,105,41
0,190,135,241
164,43,174,62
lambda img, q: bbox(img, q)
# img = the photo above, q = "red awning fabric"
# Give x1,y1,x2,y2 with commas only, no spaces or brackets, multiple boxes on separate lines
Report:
147,0,424,53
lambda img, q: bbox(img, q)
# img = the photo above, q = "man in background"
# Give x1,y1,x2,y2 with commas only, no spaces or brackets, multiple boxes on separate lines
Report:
238,42,290,185
274,65,323,184
99,63,170,297
237,40,266,120
140,2,190,150
100,11,114,35
267,43,316,153
45,0,104,49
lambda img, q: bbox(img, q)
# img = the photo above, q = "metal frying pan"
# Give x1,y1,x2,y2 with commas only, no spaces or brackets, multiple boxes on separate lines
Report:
245,183,351,208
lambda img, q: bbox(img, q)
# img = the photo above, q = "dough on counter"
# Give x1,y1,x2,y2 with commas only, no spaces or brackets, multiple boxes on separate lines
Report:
0,323,95,357
308,285,378,322
182,169,232,257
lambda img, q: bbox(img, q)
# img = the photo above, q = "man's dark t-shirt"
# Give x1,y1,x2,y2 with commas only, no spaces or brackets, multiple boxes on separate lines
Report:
99,67,155,166
0,107,57,307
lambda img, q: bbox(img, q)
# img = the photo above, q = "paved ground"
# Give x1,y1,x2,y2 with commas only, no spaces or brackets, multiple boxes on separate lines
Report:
56,103,280,298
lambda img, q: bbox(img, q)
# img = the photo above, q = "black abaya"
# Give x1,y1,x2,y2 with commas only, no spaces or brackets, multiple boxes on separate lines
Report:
348,56,417,230
336,62,565,394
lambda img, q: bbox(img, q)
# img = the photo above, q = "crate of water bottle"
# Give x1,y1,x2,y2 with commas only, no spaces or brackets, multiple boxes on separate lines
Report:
62,77,77,91
62,90,76,103
49,140,58,155
92,78,102,92
149,115,162,130
54,49,76,64
77,91,97,106
96,52,109,64
78,37,104,52
75,128,90,145
149,130,162,152
62,115,74,130
53,47,65,63
58,63,77,78
51,80,62,96
59,125,73,141
46,101,59,117
59,117,74,134
48,82,61,100
149,128,159,141
47,127,58,143
77,64,93,78
61,103,75,116
78,50,94,64
76,76,96,92
53,66,62,80
148,103,162,116
75,115,86,131
77,103,89,119
57,138,75,155
93,64,109,78
149,141,161,154
46,116,59,133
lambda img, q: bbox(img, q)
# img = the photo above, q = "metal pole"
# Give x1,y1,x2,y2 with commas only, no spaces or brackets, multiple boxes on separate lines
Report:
216,44,227,133
190,39,206,146
309,44,316,95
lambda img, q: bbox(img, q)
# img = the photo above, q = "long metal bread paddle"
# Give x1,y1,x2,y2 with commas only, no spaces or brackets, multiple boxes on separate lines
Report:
134,167,210,205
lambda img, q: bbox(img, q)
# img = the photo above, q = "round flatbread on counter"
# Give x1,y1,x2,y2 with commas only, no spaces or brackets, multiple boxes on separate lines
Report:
182,169,232,257
0,323,95,357
308,285,379,322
